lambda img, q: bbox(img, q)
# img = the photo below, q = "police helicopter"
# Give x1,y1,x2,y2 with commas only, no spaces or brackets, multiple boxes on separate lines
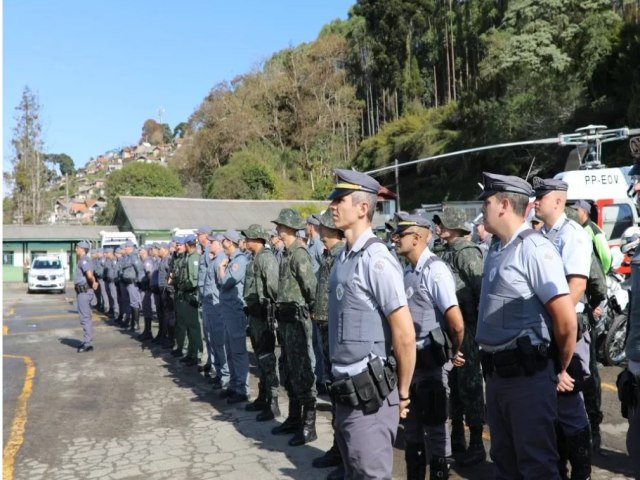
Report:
366,124,640,366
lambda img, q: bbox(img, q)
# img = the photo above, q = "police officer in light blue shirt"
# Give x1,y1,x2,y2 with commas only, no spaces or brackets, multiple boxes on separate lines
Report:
75,240,98,353
533,176,594,479
121,240,144,332
476,172,577,479
218,229,249,403
201,233,230,389
327,169,416,480
394,213,465,479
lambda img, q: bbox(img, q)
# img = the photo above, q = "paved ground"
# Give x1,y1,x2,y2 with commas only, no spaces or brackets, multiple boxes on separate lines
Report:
2,282,636,479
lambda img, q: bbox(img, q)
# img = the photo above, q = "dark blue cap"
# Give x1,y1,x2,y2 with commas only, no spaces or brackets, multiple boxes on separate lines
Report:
123,240,135,248
393,212,432,233
207,232,225,242
571,199,591,212
306,215,321,226
532,176,569,197
223,229,241,244
478,172,534,200
184,234,197,244
77,240,90,249
328,169,380,200
174,237,185,245
196,225,212,235
104,247,114,253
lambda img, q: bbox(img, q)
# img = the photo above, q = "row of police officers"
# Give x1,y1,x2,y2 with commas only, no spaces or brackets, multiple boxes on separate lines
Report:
71,166,636,480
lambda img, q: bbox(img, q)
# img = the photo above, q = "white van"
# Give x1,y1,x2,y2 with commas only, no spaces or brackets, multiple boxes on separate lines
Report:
100,231,138,249
27,255,66,294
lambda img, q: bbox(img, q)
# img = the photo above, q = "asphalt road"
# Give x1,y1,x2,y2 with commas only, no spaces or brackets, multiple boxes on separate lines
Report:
2,282,635,479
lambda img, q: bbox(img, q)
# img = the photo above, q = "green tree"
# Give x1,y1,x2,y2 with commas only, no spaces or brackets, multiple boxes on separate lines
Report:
8,86,49,224
99,163,183,223
206,150,281,200
44,153,75,176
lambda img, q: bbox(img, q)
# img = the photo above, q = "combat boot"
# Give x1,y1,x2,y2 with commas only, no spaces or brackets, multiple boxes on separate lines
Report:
429,456,450,479
271,399,302,435
114,313,124,326
450,417,466,454
289,401,317,446
405,441,427,480
566,427,592,480
138,317,153,341
458,425,486,467
312,438,342,468
256,397,280,422
245,385,267,412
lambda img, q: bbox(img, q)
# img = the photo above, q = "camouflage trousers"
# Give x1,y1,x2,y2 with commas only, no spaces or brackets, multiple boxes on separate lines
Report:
248,314,279,401
316,321,332,382
175,293,203,360
277,311,317,404
450,319,485,427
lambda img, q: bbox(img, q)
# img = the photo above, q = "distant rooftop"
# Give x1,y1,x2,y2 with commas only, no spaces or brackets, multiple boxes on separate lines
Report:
3,225,119,242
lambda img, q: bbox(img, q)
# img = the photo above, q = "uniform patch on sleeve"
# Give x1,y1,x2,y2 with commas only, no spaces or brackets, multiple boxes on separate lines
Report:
193,260,198,266
373,260,386,273
405,286,414,299
543,251,554,261
433,272,443,283
232,263,238,271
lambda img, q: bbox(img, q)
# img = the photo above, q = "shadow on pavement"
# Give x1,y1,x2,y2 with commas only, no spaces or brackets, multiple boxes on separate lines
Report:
58,337,84,349
592,448,634,477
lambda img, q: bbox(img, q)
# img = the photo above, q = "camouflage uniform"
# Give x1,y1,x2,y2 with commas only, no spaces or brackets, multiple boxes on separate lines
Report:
176,244,202,362
243,225,280,419
271,209,318,447
438,208,486,465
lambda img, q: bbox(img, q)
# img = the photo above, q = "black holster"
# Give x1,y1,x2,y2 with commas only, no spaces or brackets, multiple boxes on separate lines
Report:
416,328,452,369
481,337,549,379
617,369,639,419
75,284,88,294
329,357,397,415
277,303,299,323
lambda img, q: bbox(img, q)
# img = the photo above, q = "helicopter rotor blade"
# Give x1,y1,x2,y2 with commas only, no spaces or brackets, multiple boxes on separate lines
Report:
365,137,559,176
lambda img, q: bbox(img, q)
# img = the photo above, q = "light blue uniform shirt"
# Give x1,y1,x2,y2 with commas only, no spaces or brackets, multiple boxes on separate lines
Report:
308,233,325,277
330,227,407,377
477,222,569,351
219,249,247,307
75,255,93,286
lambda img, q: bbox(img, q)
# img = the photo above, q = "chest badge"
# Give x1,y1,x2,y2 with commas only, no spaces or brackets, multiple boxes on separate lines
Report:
336,283,344,301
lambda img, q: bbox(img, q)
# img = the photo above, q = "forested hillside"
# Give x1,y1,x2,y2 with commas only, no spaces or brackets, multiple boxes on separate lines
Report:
171,0,640,209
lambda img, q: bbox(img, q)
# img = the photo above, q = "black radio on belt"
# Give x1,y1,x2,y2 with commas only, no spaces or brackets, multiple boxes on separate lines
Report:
74,284,88,294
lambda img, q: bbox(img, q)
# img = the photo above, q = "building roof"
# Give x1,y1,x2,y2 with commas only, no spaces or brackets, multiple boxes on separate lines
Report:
3,225,119,242
112,195,389,232
113,196,330,232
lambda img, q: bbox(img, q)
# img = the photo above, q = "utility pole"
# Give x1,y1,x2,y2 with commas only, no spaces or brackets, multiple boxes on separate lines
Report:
394,158,401,212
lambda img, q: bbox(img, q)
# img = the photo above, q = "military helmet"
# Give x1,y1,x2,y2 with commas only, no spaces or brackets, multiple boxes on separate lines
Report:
319,210,339,230
242,224,270,243
438,207,470,233
272,208,305,230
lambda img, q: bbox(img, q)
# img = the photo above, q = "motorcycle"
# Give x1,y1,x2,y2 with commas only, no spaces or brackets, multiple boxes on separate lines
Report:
594,272,629,366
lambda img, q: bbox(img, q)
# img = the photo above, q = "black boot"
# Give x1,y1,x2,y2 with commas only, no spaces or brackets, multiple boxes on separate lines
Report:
405,441,427,480
566,427,592,480
256,397,281,422
591,424,603,455
458,425,486,467
271,399,302,435
429,456,450,480
312,438,342,468
138,317,153,341
289,401,317,446
114,313,124,326
162,326,175,349
129,308,139,332
245,385,267,412
451,417,466,454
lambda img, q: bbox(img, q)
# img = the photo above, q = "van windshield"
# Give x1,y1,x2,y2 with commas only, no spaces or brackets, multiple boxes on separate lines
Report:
33,259,61,269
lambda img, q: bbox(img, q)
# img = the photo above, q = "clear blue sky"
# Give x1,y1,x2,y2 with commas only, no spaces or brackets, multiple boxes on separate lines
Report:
3,0,354,173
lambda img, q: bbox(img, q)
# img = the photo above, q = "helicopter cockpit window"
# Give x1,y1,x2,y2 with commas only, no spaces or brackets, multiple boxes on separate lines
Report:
602,203,633,240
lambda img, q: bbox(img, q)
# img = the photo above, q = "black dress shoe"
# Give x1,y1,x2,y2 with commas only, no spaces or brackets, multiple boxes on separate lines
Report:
211,378,225,390
182,357,199,367
227,393,249,404
198,363,212,373
171,348,183,358
219,388,234,399
77,344,94,353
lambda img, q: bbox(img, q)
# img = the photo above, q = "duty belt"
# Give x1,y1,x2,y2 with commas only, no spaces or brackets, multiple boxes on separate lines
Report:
480,337,549,379
74,284,89,294
329,357,397,415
